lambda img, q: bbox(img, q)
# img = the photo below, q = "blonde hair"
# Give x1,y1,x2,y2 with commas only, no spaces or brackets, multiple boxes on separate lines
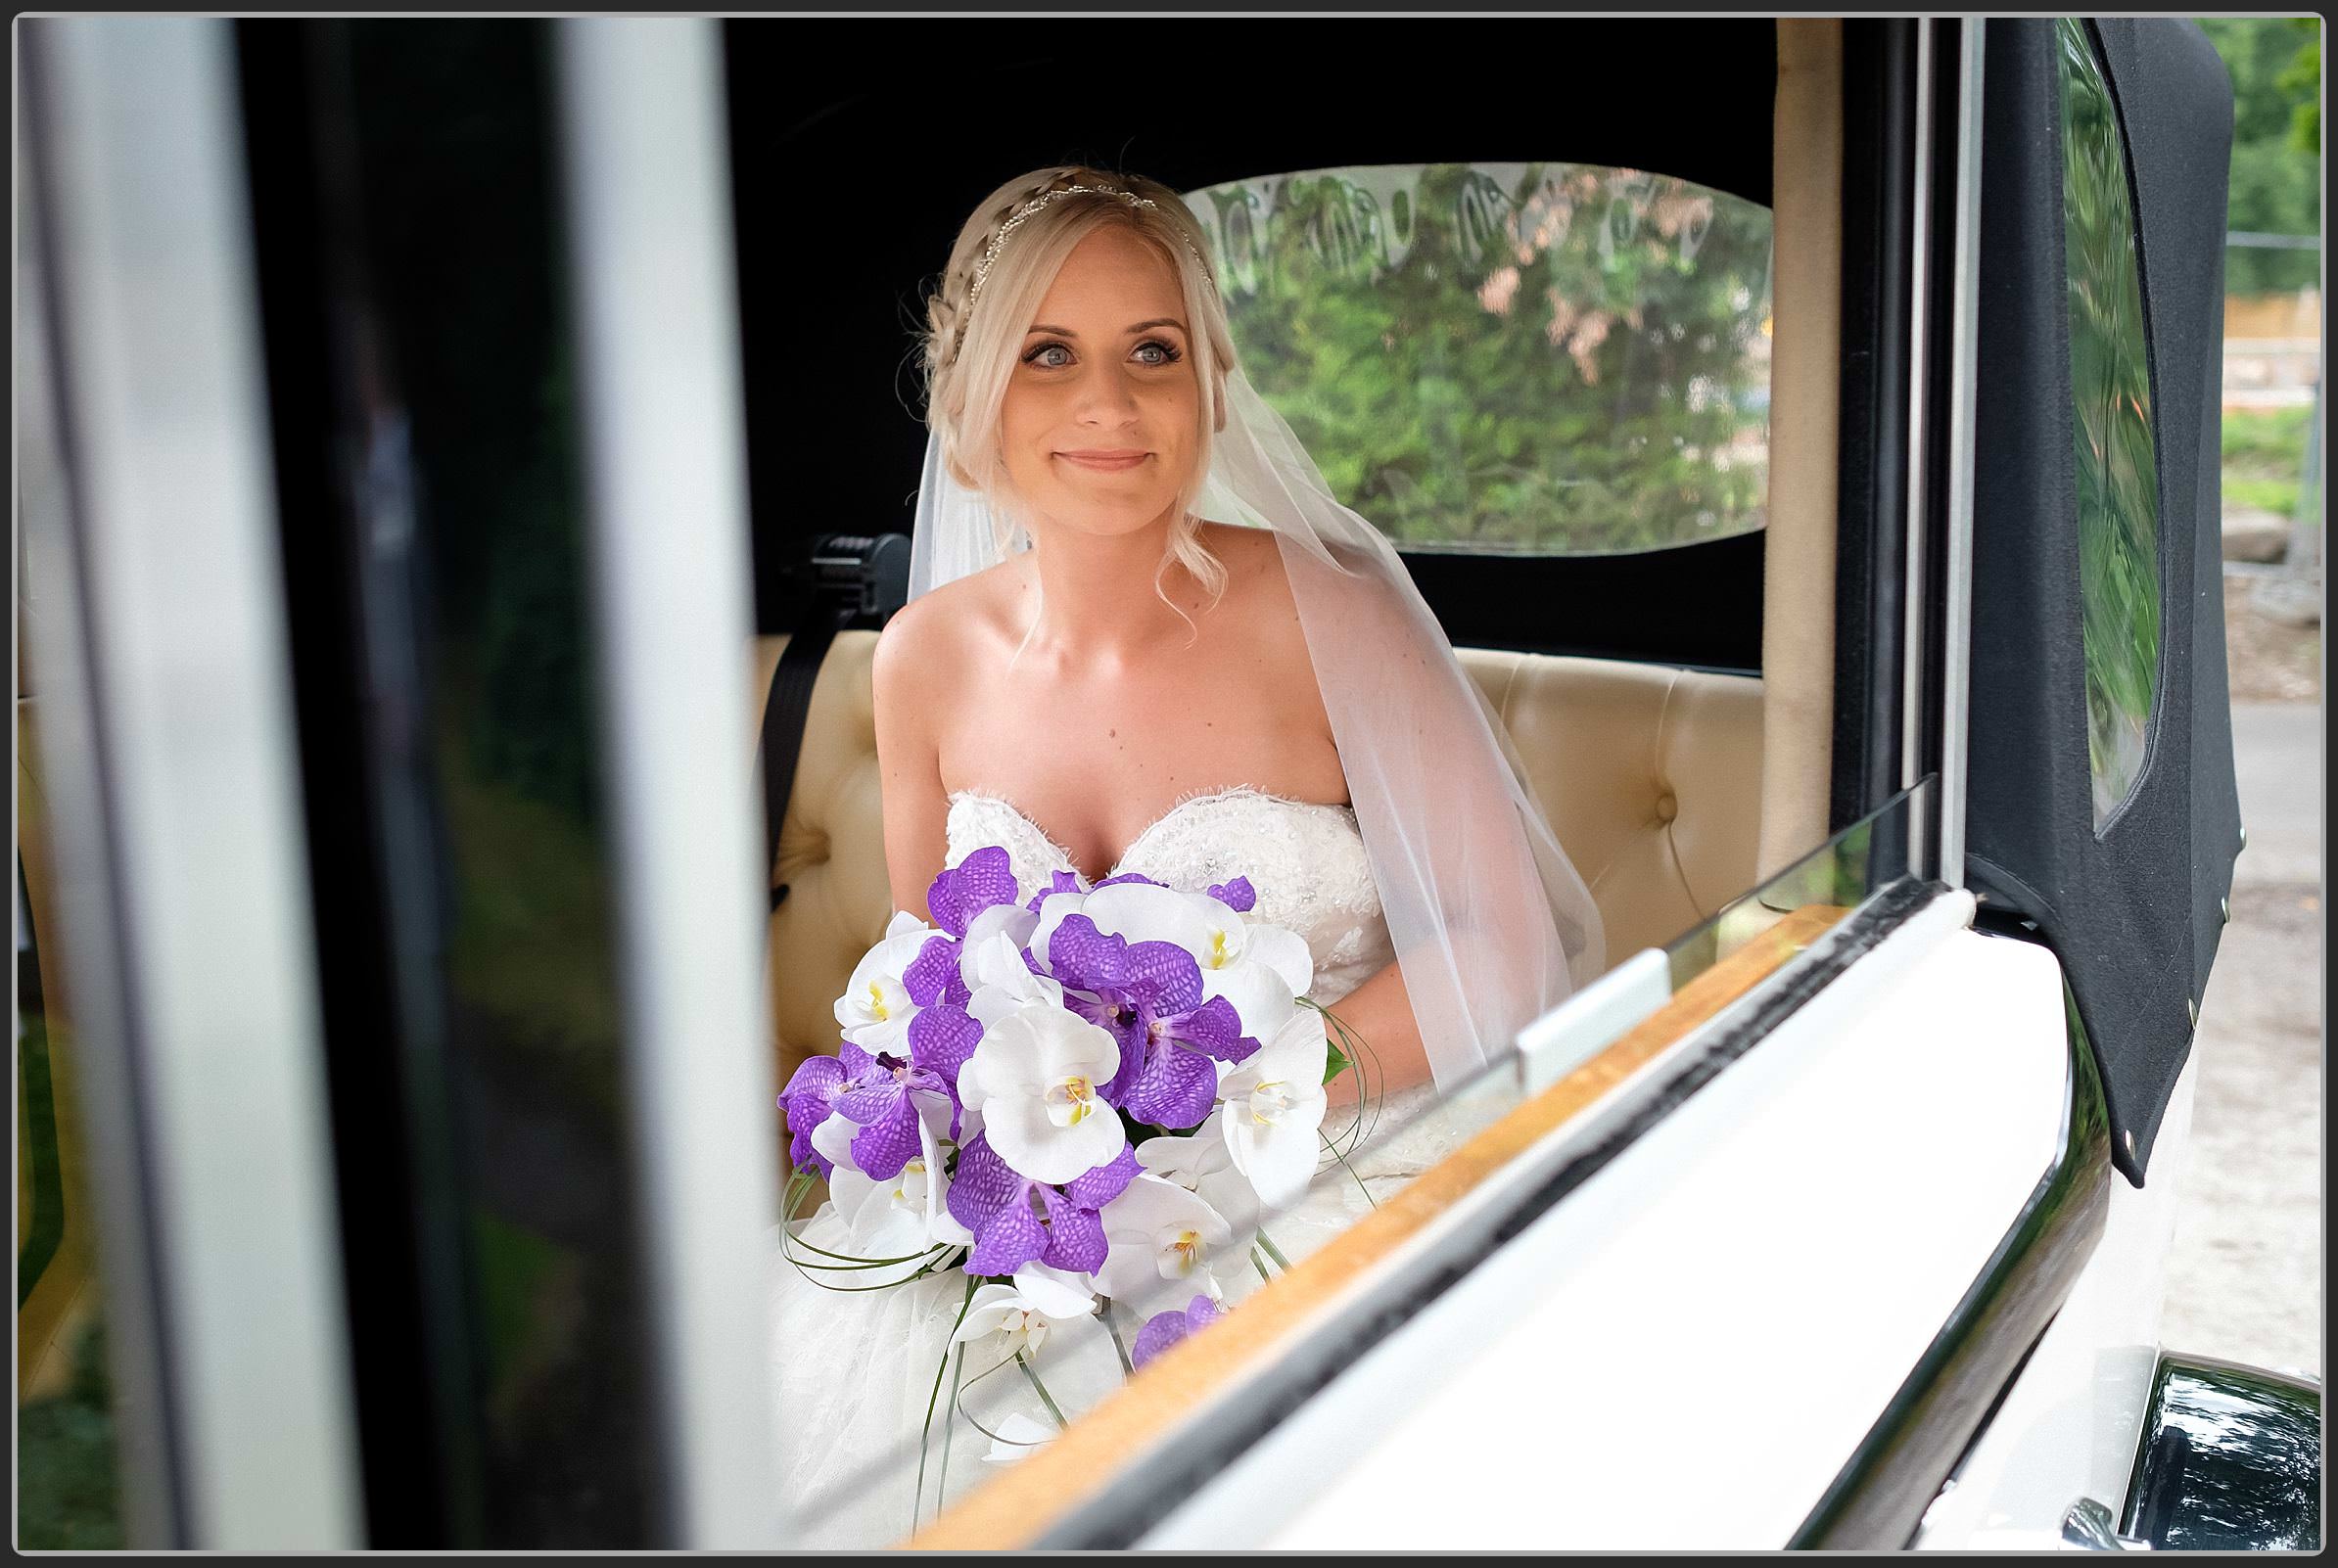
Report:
919,166,1238,626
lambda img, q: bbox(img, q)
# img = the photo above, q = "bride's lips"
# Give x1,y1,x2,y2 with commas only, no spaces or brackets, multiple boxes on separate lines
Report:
1055,449,1149,472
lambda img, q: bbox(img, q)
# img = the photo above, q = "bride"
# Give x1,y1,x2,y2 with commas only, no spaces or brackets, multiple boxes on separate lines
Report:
768,165,1603,1546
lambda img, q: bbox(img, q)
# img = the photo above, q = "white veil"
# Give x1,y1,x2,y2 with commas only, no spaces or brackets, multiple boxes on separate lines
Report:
906,364,1604,1090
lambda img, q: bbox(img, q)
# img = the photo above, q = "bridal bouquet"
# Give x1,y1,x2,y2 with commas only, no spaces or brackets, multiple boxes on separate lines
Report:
776,844,1375,1486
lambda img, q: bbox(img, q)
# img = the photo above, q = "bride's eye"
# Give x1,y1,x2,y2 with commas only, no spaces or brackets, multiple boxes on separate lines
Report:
1022,341,1073,369
1133,338,1184,367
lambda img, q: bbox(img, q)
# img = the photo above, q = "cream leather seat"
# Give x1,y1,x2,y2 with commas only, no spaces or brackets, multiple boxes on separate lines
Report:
752,632,1763,1087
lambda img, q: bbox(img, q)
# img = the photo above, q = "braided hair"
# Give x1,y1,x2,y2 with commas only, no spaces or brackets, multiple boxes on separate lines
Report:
915,165,1239,629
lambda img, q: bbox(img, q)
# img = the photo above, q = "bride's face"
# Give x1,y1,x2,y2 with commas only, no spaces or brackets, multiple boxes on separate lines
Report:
997,225,1199,542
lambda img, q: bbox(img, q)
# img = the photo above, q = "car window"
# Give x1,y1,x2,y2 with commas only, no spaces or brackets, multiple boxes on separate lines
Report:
1183,162,1774,557
2056,19,2165,825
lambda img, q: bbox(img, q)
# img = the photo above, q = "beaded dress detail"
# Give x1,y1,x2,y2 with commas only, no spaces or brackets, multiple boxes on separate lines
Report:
945,786,1395,1006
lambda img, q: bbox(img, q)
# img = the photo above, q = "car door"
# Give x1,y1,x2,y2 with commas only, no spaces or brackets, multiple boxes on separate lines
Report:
15,14,2245,1552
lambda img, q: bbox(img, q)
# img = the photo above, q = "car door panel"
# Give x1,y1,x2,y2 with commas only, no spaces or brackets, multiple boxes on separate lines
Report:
1142,897,2074,1548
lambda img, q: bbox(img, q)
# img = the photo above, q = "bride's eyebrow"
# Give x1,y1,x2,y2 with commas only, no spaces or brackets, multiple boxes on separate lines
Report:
1024,318,1189,338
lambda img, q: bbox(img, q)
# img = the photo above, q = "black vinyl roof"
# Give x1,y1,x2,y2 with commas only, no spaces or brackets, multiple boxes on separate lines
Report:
1965,18,2243,1183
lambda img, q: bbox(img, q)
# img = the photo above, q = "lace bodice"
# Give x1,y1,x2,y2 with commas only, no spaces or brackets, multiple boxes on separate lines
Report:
945,786,1395,1005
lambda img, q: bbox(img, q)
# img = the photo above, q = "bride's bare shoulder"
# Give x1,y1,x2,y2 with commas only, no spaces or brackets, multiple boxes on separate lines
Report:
871,562,1021,712
1195,519,1406,633
1194,522,1331,713
1195,521,1298,616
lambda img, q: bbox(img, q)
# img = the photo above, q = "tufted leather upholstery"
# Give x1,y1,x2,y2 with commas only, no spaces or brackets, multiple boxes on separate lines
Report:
753,631,1764,1087
1456,649,1765,973
753,631,894,1092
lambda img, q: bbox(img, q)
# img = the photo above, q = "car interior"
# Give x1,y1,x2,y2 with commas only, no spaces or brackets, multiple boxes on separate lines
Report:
12,13,1873,1397
731,20,1859,1099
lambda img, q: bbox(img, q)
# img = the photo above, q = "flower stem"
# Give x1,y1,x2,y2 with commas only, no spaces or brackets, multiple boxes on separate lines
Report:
935,1342,967,1516
1252,1245,1274,1284
1016,1353,1069,1431
1099,1297,1135,1376
914,1276,979,1532
1256,1229,1294,1271
1320,1128,1379,1210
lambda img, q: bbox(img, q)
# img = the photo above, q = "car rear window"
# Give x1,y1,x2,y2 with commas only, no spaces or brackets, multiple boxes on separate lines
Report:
1185,161,1775,557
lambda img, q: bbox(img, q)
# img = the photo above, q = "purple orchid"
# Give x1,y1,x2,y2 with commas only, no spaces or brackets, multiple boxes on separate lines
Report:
831,1038,963,1182
1091,871,1164,891
946,1135,1142,1277
1024,868,1085,915
903,934,972,1009
779,1041,896,1179
1205,876,1257,913
1046,915,1259,1130
1132,1295,1225,1370
926,847,1021,940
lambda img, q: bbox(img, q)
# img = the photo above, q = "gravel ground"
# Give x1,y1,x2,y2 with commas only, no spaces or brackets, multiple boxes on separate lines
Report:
2157,581,2322,1379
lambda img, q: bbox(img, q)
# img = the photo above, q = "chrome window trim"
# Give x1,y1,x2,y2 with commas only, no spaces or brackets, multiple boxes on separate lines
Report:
18,36,186,1545
1937,17,1986,890
1899,19,1936,811
18,17,360,1547
553,19,782,1550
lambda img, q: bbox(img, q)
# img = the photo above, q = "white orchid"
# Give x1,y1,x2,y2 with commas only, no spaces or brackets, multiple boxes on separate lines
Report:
1218,1008,1331,1209
982,1411,1058,1465
963,928,1063,1025
949,1263,1098,1361
828,1113,974,1258
1186,891,1312,1043
809,1107,863,1176
962,900,1038,958
833,910,938,1053
1097,1174,1237,1313
1072,881,1212,954
958,1002,1127,1183
1136,1112,1260,1256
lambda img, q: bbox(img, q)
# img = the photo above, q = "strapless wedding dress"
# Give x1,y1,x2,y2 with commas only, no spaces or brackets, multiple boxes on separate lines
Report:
766,788,1485,1546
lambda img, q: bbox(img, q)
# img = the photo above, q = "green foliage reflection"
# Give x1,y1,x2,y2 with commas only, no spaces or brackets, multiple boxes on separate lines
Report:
1190,163,1774,555
2058,20,2164,824
16,1313,124,1549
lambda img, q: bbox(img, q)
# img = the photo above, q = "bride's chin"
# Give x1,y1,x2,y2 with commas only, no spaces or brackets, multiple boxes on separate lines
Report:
1031,503,1177,543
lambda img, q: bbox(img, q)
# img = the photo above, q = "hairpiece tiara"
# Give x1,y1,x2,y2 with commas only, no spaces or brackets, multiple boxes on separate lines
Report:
966,182,1216,309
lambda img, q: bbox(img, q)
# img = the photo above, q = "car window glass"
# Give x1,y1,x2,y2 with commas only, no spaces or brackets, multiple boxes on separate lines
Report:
1183,163,1774,556
2057,19,2165,825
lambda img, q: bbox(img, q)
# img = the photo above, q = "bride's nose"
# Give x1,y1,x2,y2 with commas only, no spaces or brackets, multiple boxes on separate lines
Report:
1070,359,1142,426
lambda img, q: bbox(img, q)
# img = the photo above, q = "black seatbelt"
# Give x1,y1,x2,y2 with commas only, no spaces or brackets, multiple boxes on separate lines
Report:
758,604,852,912
756,533,912,911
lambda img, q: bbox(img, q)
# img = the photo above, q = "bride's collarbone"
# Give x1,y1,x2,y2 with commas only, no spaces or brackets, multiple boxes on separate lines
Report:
943,692,1348,875
936,563,1342,849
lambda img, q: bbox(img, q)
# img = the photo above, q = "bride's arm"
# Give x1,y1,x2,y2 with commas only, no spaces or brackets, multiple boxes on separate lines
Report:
1316,959,1432,1103
871,597,953,922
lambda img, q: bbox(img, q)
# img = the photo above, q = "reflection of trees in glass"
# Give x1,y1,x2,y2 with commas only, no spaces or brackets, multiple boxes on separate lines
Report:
343,23,649,1545
16,1309,124,1548
1190,163,1773,555
2058,20,2163,824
